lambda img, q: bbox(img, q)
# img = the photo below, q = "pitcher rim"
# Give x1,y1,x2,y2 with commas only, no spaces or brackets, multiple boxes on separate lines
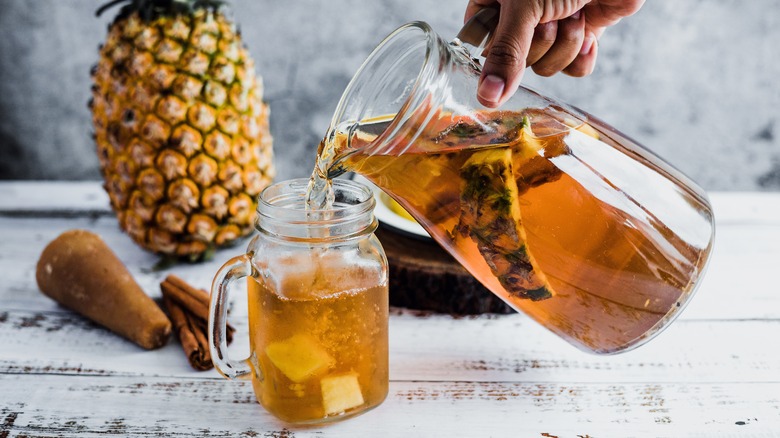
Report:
328,21,439,137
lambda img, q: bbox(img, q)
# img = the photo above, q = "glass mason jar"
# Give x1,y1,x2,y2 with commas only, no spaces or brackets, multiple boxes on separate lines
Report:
315,10,715,354
209,178,389,424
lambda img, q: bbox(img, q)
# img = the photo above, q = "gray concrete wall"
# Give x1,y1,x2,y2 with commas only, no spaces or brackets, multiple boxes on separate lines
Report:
0,0,778,190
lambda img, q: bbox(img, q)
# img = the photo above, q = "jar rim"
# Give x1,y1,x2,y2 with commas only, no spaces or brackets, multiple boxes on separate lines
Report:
256,177,376,230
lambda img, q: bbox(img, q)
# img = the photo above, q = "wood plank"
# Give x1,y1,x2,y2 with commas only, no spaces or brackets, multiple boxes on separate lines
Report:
2,182,779,225
680,222,780,320
2,183,778,438
0,216,248,312
2,306,779,384
710,191,780,225
388,313,780,384
1,184,779,437
0,214,778,320
0,374,778,437
0,181,111,215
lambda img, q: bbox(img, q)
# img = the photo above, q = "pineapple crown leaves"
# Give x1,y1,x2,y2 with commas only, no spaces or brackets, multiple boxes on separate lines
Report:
97,0,227,22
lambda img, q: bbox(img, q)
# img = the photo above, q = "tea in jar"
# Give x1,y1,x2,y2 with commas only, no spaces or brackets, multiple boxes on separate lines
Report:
248,253,388,423
209,179,389,424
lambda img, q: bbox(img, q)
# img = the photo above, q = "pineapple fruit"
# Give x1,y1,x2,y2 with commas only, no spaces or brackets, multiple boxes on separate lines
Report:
265,334,335,383
90,0,274,258
457,120,554,301
321,373,365,415
264,334,366,416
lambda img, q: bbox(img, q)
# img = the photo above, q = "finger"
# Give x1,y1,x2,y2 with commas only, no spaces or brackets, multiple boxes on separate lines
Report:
526,21,558,66
563,29,599,76
563,25,605,76
583,0,645,28
464,0,498,23
478,1,541,107
531,11,585,77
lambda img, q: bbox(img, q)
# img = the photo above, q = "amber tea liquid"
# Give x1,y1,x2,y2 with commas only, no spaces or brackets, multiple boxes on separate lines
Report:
311,109,712,353
248,253,389,423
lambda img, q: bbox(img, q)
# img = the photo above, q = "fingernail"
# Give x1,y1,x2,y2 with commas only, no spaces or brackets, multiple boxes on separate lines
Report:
580,34,594,55
570,10,581,20
478,74,505,104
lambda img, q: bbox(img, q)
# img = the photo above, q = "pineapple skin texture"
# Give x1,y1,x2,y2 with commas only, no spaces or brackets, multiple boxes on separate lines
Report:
459,147,553,301
90,9,274,257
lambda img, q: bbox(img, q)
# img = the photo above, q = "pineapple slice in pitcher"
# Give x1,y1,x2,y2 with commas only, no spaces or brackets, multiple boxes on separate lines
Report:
457,130,555,301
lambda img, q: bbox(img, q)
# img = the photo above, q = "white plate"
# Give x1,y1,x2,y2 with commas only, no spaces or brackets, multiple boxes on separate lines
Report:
352,175,431,240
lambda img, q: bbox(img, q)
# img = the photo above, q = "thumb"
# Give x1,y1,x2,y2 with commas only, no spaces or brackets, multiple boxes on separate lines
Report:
478,3,539,108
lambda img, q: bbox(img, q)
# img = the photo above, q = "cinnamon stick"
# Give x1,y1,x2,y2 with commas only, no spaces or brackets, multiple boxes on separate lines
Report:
161,275,235,342
161,275,235,370
164,296,212,371
161,275,210,320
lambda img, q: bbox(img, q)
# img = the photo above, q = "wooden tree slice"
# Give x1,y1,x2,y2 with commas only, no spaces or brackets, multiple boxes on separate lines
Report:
375,225,514,315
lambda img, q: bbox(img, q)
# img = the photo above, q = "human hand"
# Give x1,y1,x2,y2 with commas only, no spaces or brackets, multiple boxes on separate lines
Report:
465,0,645,107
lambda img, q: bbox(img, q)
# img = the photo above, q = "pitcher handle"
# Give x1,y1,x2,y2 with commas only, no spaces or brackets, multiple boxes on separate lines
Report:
209,254,253,380
456,5,588,123
456,5,500,53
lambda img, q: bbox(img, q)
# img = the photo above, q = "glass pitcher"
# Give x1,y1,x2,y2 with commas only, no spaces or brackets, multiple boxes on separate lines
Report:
313,9,715,354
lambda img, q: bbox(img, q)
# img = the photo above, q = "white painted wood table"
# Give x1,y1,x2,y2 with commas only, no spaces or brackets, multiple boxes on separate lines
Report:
1,181,779,437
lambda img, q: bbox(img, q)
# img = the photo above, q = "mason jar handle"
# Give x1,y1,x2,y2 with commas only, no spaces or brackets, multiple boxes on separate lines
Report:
209,254,253,380
456,5,500,53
